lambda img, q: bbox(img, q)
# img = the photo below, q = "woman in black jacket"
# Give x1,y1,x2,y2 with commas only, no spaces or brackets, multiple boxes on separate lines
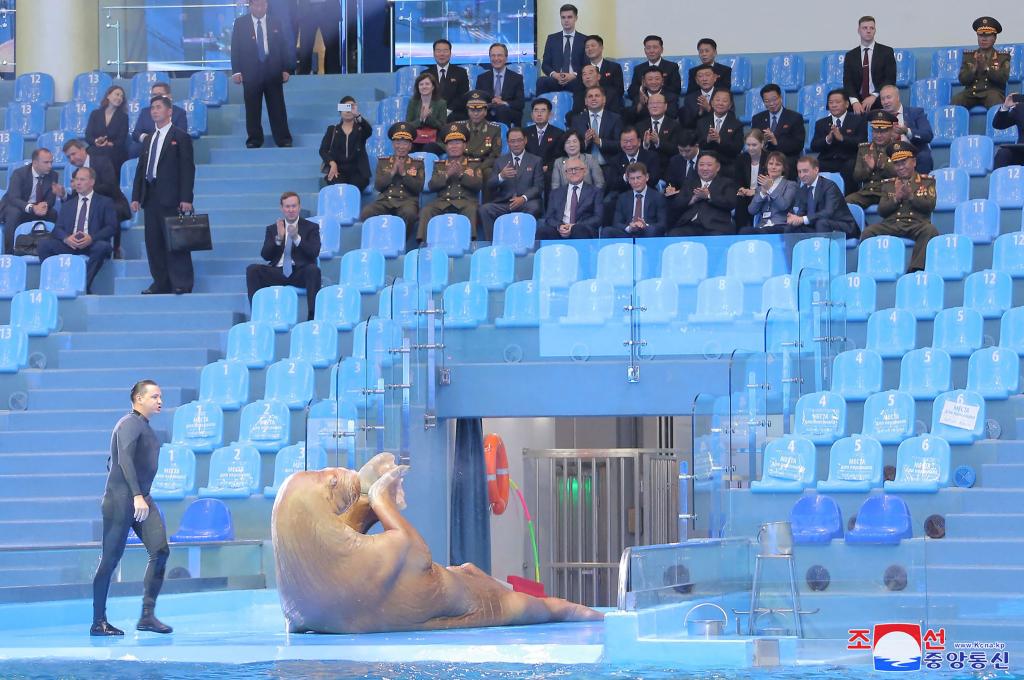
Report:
85,85,130,174
734,129,767,229
319,95,373,190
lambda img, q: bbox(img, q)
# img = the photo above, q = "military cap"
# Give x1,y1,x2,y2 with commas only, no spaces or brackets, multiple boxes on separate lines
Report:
443,123,469,143
466,90,489,108
388,121,414,142
973,17,1002,35
868,110,898,129
887,140,917,162
674,128,697,148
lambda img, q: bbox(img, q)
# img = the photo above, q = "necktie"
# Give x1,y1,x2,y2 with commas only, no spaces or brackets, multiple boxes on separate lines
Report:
687,159,694,177
807,184,816,217
714,117,723,132
562,35,572,71
770,113,778,131
494,72,503,96
256,18,266,63
653,120,660,135
834,117,841,127
537,128,545,145
32,175,44,203
75,197,88,234
633,193,643,220
629,156,636,164
282,227,294,277
569,185,579,223
145,130,160,182
513,156,520,170
439,67,446,81
591,112,599,132
861,48,870,99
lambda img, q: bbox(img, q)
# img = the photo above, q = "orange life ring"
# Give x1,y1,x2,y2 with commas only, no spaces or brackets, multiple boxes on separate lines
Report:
484,433,510,515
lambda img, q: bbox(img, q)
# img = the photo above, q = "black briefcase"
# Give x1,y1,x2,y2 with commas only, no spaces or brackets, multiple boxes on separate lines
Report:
164,211,213,252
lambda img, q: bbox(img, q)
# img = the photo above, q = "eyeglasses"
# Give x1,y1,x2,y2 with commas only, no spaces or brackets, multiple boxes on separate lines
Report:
565,166,586,174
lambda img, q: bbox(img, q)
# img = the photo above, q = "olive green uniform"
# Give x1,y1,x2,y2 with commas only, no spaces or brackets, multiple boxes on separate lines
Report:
417,158,483,239
952,48,1011,109
465,121,502,178
861,173,938,273
845,142,895,208
359,155,424,240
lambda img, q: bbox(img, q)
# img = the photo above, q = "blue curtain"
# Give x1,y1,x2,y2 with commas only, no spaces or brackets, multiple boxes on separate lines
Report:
450,417,490,573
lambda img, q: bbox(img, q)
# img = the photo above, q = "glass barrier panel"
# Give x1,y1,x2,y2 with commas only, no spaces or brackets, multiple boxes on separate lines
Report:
690,392,730,539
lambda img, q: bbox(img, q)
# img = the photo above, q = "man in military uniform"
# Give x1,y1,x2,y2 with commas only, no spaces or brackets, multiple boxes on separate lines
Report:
418,123,483,240
952,17,1011,109
845,110,898,208
861,141,938,273
463,90,503,181
359,122,424,247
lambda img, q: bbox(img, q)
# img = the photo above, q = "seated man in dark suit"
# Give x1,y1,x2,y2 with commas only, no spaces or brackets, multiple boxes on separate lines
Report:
603,162,666,238
479,128,545,241
423,38,471,121
36,167,117,294
637,93,680,167
537,157,602,240
751,84,805,179
1,148,59,255
246,191,322,320
475,43,525,127
584,35,624,111
569,65,623,121
879,85,934,174
625,70,679,126
810,89,868,192
536,3,586,95
666,151,737,237
681,64,720,129
569,86,623,166
602,126,661,222
59,139,132,256
686,38,732,95
130,82,189,144
628,35,682,101
694,91,744,176
524,98,565,173
663,129,701,205
786,156,860,237
993,92,1024,168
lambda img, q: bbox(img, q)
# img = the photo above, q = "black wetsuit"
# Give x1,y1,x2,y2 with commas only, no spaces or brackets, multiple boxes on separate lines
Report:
92,410,169,623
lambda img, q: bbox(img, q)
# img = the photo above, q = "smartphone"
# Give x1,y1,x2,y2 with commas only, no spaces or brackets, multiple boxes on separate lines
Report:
338,103,353,112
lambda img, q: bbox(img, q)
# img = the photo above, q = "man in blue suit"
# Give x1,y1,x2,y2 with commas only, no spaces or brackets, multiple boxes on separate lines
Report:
537,4,587,95
880,85,933,174
569,86,622,165
786,156,860,237
992,92,1024,168
36,167,117,294
475,44,525,127
538,157,602,239
603,162,666,238
478,128,545,241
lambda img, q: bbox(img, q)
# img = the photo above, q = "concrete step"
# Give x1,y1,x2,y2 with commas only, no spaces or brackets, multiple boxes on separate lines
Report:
193,208,287,225
199,132,327,150
81,310,242,332
0,497,101,522
194,176,322,195
924,538,1024,567
113,274,248,296
0,518,99,545
0,429,120,453
980,464,1024,489
961,489,1024,512
113,257,253,278
21,365,202,391
945,513,1024,538
196,163,323,180
927,564,1024,592
72,291,247,315
56,347,219,370
0,406,177,432
26,386,196,411
193,191,318,210
0,451,109,475
0,472,107,498
59,331,222,351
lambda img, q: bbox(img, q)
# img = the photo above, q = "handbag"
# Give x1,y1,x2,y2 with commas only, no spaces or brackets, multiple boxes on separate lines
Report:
163,211,212,252
414,127,437,144
12,221,53,256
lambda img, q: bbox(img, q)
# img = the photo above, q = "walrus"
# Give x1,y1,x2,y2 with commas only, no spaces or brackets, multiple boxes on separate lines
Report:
272,453,603,634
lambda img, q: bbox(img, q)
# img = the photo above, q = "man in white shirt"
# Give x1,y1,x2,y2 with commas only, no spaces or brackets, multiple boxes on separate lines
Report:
843,16,897,115
230,0,293,149
879,85,934,173
537,3,585,94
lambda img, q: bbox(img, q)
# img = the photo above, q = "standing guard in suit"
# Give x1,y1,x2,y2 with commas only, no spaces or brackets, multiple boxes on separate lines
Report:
130,96,196,295
537,156,602,240
294,0,341,74
475,44,525,127
751,84,805,179
861,142,938,273
464,91,503,182
952,17,1011,109
231,0,293,149
478,128,544,241
843,16,897,114
423,39,471,121
247,191,322,320
694,91,744,176
537,3,586,95
359,123,424,247
993,92,1024,168
0,148,59,255
667,151,738,237
810,89,868,192
845,110,898,208
603,162,667,238
418,124,483,240
787,156,860,237
686,38,732,95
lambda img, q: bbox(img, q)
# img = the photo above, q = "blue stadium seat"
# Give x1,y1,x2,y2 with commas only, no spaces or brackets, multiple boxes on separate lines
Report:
899,347,952,400
307,215,340,260
251,285,298,331
189,70,228,106
408,151,437,191
548,91,574,124
817,435,884,493
929,105,969,146
1005,44,1024,83
198,444,261,498
120,158,138,199
797,82,829,121
150,444,196,501
792,237,843,277
470,245,515,290
894,271,944,320
966,346,1020,400
925,233,972,280
988,165,1024,208
597,242,644,287
932,307,984,357
660,240,708,284
181,98,208,137
885,434,951,493
750,435,817,493
0,130,24,171
12,221,54,265
366,127,393,167
317,183,360,226
39,254,86,299
741,86,766,123
858,235,906,281
379,279,432,329
0,325,28,373
765,53,805,92
130,71,170,101
58,101,96,136
862,390,916,444
818,172,844,194
288,320,339,368
444,281,489,328
426,213,472,256
949,135,994,177
910,78,951,111
507,62,538,98
820,52,846,86
314,283,362,331
36,130,71,169
72,71,113,106
126,99,143,131
264,358,316,409
170,400,223,453
1000,307,1024,354
847,203,865,233
894,49,916,87
353,318,403,369
987,104,1019,143
6,103,45,140
0,255,27,298
931,167,970,212
845,494,913,544
794,390,847,445
790,494,844,545
759,274,797,317
931,48,962,80
495,280,540,327
930,389,986,444
561,279,615,325
635,278,679,323
329,357,382,406
10,289,58,336
726,239,774,283
963,269,1012,318
264,442,328,498
226,321,275,368
402,247,449,292
832,349,883,401
493,212,537,255
719,56,752,94
340,248,386,293
237,399,291,452
375,96,409,127
360,214,407,258
393,66,417,95
993,232,1024,279
198,360,249,411
866,308,917,358
170,498,235,542
831,272,876,321
534,243,580,288
15,72,55,106
689,276,744,322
